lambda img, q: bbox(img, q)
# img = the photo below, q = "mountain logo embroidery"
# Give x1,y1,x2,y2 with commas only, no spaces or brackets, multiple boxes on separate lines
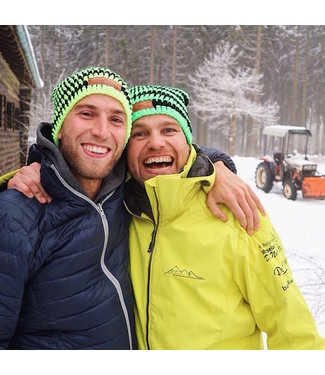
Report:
164,266,205,280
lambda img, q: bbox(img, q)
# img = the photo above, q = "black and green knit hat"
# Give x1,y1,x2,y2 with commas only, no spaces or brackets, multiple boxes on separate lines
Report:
129,85,192,144
52,67,133,147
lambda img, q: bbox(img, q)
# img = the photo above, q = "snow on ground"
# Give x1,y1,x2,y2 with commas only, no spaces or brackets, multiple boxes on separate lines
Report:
233,154,325,337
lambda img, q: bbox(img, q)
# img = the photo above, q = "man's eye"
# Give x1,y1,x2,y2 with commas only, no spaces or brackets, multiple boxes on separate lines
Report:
164,127,177,133
80,111,92,117
131,131,145,138
112,117,124,124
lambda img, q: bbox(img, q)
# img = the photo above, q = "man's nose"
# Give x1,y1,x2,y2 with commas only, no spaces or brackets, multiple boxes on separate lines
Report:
148,133,166,149
91,115,110,138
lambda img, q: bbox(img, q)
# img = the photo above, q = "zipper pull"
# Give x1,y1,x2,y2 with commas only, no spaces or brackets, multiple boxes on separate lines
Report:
98,203,106,220
148,226,157,252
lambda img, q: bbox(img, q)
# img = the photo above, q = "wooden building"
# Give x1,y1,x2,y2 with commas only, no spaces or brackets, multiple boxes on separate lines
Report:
0,25,43,175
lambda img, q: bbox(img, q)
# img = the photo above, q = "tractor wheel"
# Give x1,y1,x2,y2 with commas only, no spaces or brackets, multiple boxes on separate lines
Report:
283,179,297,200
255,162,274,193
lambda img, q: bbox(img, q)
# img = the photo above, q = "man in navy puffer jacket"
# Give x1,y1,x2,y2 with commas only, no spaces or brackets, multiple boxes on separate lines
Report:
0,67,137,349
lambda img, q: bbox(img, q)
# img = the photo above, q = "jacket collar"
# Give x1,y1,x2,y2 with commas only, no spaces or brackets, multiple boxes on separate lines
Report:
124,145,215,221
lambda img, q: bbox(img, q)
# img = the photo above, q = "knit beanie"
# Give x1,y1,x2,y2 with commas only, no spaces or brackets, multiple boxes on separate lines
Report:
129,85,192,144
51,67,133,147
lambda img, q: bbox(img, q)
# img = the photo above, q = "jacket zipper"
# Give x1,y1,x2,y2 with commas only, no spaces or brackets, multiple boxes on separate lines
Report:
146,187,159,350
97,202,133,350
50,164,133,349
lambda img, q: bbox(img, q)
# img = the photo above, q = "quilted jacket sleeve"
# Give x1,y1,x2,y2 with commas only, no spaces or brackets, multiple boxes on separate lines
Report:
234,213,325,349
0,193,33,349
198,145,237,174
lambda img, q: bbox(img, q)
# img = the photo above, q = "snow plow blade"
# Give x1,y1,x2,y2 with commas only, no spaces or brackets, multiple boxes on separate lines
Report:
302,177,325,199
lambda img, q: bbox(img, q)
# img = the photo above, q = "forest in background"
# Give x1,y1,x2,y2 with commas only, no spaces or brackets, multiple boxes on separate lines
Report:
27,25,325,156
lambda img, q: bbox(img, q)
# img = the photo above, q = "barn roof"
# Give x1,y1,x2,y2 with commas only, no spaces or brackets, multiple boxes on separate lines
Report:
0,25,43,89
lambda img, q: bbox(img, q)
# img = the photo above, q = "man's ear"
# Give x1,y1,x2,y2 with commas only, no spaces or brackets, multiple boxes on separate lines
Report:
58,130,62,140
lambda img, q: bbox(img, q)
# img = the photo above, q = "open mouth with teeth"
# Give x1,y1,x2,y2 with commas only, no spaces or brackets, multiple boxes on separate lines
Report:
82,144,110,157
143,156,174,169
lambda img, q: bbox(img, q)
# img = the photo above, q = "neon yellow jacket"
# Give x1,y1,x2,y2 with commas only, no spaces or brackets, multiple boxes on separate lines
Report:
124,146,325,350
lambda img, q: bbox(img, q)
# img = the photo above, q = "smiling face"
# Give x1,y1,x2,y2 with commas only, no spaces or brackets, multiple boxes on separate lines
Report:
58,94,127,197
126,114,190,186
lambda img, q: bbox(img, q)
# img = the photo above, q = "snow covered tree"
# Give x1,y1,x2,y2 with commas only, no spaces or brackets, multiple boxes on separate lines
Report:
190,42,279,156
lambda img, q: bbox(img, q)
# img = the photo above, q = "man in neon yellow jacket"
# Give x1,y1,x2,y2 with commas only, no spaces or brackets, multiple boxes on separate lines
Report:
124,84,325,350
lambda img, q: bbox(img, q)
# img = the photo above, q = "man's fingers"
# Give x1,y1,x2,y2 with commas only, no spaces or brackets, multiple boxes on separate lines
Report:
210,160,267,235
9,178,47,203
8,180,34,198
247,193,261,230
233,184,266,234
10,174,37,194
7,164,51,204
252,191,266,217
242,187,266,230
206,196,228,222
31,182,49,201
34,191,49,204
223,188,256,235
238,193,256,235
227,198,249,232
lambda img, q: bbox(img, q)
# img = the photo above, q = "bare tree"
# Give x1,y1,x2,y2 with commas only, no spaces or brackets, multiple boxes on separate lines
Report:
150,26,156,84
291,26,301,126
300,26,310,126
105,26,110,67
171,26,178,87
251,25,263,156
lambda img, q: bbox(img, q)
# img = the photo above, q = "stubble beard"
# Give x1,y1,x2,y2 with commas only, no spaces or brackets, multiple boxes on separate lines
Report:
59,135,117,182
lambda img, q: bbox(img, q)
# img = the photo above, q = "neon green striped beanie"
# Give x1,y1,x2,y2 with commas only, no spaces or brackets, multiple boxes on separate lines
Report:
52,67,133,147
129,85,192,144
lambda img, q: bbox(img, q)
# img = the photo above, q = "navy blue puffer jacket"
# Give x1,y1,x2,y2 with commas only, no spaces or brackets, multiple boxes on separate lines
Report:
0,123,136,349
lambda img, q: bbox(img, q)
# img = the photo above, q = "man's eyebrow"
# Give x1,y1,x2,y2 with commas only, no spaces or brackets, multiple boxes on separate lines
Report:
131,123,144,129
111,109,127,117
73,104,126,117
131,120,180,129
74,103,97,110
160,120,180,126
